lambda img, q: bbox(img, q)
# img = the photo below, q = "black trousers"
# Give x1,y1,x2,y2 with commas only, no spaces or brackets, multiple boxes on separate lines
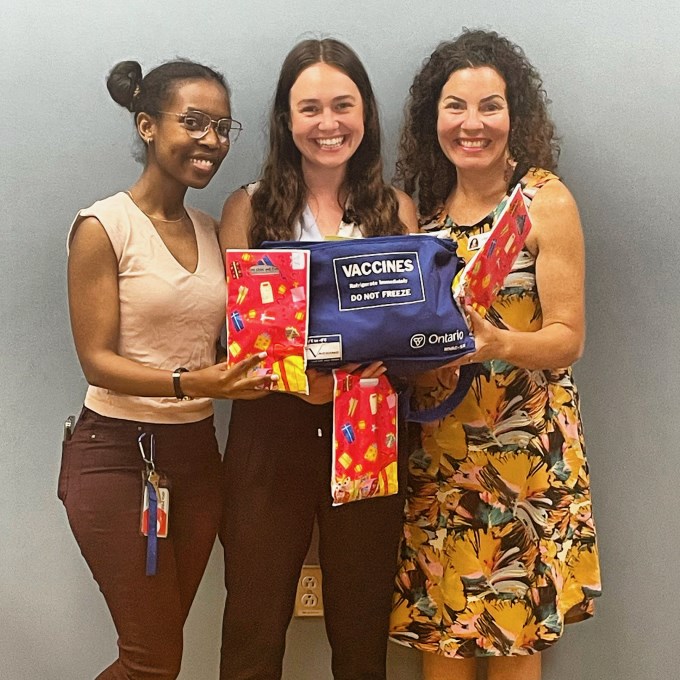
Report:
59,407,222,680
219,394,406,680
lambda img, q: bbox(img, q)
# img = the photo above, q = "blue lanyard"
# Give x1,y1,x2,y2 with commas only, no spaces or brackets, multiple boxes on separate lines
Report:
145,480,158,576
138,432,159,576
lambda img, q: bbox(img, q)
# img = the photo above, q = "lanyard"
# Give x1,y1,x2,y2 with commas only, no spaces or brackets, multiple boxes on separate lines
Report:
138,432,160,576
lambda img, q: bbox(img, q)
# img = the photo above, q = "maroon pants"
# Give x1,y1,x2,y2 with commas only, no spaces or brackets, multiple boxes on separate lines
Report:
219,395,407,680
59,407,222,680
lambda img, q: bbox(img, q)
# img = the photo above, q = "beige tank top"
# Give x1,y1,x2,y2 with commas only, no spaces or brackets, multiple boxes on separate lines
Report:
68,192,226,423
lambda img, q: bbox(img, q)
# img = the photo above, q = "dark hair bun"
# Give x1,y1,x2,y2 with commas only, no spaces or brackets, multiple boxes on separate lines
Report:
107,60,143,111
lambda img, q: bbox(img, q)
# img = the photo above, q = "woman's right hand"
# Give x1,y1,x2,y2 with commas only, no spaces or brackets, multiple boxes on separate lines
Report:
181,353,278,400
297,368,335,405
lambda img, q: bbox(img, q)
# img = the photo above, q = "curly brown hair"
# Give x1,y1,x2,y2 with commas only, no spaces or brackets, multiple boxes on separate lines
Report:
249,38,405,246
396,29,559,218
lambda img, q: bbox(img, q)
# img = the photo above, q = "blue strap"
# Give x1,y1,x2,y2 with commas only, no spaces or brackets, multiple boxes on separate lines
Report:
145,482,158,577
403,363,478,423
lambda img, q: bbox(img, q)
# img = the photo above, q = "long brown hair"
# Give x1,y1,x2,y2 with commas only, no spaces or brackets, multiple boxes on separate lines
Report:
396,29,559,219
250,38,404,246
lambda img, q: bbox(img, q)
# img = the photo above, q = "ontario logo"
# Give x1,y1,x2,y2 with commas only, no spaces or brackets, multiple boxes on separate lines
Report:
410,330,466,350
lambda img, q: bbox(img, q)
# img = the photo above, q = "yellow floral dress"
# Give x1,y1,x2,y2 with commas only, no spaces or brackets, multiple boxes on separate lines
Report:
390,168,601,657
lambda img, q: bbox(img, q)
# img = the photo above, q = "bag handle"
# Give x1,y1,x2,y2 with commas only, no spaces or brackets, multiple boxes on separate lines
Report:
402,363,477,423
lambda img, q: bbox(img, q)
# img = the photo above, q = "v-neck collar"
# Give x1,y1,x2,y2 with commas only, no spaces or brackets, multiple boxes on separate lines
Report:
123,192,200,275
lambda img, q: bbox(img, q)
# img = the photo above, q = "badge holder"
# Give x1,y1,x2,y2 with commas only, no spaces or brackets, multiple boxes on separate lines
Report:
138,432,170,576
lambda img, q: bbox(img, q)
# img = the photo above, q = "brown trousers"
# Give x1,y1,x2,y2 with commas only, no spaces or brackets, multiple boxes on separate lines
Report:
220,395,407,680
59,407,222,680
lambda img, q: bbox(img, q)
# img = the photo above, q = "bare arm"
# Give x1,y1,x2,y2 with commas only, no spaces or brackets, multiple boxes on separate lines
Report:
68,216,272,399
219,187,253,251
457,180,585,370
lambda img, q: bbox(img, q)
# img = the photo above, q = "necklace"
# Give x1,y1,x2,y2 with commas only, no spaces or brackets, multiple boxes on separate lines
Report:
125,191,187,223
307,191,348,235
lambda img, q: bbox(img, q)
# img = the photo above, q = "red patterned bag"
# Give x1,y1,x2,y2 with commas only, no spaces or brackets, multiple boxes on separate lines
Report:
226,249,310,393
331,370,398,505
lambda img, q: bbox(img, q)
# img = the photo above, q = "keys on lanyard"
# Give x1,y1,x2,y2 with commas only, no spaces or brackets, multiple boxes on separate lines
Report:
138,432,167,576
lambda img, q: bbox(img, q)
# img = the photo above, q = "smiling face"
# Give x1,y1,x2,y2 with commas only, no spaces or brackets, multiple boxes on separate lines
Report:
436,66,511,175
142,78,231,189
288,62,364,175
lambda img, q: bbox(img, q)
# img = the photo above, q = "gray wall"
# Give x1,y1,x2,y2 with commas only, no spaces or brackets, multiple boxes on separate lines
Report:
1,1,678,678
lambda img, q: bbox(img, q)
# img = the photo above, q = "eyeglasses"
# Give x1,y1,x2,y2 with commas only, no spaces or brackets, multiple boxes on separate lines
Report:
158,110,243,144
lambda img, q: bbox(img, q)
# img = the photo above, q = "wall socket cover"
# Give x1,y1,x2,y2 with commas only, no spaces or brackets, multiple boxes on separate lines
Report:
294,565,324,617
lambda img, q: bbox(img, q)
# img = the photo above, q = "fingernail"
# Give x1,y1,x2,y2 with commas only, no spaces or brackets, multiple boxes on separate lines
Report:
270,374,279,381
258,352,267,359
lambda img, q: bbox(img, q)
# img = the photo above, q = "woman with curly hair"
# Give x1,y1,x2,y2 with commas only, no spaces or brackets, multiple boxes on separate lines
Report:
218,38,417,680
389,30,601,680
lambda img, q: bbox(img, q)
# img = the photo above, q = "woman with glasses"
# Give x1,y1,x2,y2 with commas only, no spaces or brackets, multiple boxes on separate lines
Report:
61,59,273,680
218,38,417,680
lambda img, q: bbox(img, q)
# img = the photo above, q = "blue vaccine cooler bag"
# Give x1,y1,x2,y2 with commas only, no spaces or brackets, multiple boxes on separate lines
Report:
265,234,475,376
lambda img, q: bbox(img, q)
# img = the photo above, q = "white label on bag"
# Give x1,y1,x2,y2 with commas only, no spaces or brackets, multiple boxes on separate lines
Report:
332,251,425,311
306,335,343,362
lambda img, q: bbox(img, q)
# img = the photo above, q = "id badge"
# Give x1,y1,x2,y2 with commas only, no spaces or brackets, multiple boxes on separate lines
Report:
140,477,170,538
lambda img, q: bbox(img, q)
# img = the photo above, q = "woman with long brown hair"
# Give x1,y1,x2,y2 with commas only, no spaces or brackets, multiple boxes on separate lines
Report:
218,38,417,680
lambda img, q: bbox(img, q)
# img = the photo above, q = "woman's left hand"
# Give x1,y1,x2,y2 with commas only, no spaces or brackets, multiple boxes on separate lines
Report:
446,305,504,368
352,361,388,379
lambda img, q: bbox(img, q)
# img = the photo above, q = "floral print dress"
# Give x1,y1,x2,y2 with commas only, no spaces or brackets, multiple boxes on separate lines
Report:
390,168,601,657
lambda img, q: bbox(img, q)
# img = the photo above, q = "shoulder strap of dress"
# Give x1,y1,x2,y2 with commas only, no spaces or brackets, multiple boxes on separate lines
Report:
518,167,560,205
242,181,259,197
186,205,218,237
67,192,131,259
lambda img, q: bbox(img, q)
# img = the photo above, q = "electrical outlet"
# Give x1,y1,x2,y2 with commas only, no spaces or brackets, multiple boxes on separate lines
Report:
294,565,324,617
